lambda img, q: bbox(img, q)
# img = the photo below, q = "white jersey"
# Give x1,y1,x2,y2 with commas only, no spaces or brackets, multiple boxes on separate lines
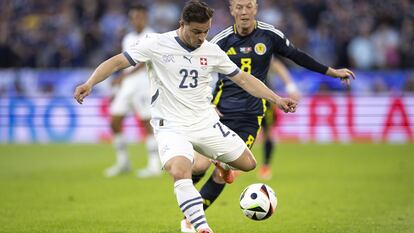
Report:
124,30,240,127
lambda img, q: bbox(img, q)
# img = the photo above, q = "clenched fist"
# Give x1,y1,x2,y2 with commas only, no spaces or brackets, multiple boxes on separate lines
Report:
275,97,297,113
74,83,92,104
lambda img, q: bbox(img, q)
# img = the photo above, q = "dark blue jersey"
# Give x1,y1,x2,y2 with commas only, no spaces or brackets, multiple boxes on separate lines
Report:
211,21,328,117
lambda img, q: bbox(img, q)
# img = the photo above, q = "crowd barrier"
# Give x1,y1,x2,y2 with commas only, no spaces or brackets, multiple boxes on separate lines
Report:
1,69,413,143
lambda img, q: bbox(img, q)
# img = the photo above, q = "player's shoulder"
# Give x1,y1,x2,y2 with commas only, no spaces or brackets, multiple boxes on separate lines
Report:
210,25,234,44
256,21,285,39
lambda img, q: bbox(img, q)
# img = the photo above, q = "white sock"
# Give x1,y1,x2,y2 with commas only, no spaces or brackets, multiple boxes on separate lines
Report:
174,179,209,230
113,133,129,166
145,135,160,170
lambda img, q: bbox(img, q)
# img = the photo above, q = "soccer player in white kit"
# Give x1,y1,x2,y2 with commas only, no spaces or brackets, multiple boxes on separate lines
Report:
74,1,296,232
105,4,161,178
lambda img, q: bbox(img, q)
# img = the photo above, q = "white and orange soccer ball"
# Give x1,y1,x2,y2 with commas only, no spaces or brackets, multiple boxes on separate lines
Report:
239,183,277,221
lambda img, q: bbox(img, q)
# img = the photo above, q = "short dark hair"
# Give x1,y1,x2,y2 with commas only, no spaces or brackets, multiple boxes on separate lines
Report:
181,0,214,23
129,3,148,12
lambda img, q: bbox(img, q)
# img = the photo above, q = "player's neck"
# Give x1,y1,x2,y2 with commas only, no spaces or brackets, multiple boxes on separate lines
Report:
235,24,255,37
177,28,196,49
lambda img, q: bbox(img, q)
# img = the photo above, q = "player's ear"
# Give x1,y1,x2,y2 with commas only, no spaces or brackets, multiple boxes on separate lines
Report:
179,20,185,28
229,6,235,17
254,2,258,14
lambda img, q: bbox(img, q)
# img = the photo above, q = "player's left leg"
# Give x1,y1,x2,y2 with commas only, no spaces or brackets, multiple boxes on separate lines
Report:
198,117,261,210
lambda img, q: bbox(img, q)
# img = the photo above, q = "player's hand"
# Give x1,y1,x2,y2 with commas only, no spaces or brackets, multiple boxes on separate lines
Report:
327,68,356,86
74,83,92,104
275,97,297,113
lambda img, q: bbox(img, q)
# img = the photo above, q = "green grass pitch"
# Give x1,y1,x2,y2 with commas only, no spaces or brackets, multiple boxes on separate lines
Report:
0,143,413,233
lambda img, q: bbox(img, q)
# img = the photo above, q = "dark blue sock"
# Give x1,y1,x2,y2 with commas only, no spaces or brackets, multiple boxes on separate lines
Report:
264,139,274,165
192,172,206,185
199,175,226,210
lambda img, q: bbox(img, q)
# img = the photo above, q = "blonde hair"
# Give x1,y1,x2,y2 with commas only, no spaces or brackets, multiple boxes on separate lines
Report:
229,0,257,6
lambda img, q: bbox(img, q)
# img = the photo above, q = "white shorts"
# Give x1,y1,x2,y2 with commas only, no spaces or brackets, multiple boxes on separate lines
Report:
152,118,247,167
110,75,151,120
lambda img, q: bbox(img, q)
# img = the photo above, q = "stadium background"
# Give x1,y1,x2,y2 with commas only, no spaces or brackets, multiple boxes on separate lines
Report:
0,0,413,233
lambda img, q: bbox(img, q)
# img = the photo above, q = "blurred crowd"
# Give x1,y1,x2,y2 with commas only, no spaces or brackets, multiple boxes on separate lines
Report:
0,0,413,70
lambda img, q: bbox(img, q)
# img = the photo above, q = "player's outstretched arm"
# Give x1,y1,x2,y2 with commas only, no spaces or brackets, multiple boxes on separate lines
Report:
74,54,131,104
230,71,297,113
277,41,356,85
325,67,356,86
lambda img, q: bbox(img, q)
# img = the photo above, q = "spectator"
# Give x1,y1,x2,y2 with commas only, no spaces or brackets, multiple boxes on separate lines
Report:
0,0,413,69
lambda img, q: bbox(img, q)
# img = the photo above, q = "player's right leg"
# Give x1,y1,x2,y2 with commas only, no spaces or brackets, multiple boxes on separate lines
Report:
156,129,213,232
195,118,259,208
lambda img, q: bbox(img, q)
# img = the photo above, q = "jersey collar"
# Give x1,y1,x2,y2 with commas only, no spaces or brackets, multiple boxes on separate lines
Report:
174,30,197,53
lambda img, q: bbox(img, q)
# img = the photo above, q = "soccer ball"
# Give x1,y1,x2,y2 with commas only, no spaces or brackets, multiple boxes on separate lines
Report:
239,183,277,221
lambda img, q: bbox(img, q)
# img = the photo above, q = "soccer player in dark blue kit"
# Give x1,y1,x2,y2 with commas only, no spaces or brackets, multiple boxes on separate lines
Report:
181,0,355,231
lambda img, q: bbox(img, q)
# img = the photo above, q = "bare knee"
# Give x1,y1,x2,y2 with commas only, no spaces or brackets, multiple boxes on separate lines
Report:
243,159,256,172
228,149,257,172
169,166,191,181
164,157,192,181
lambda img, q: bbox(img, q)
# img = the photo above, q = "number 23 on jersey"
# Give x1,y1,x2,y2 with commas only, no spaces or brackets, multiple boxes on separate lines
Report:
179,69,198,88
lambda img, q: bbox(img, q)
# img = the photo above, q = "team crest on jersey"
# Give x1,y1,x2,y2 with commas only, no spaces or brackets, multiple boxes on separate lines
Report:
240,47,252,54
226,47,237,55
254,43,267,55
200,57,208,66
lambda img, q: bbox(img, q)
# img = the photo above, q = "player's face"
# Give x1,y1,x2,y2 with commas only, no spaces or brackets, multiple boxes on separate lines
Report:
130,10,147,33
181,20,211,48
230,0,258,30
